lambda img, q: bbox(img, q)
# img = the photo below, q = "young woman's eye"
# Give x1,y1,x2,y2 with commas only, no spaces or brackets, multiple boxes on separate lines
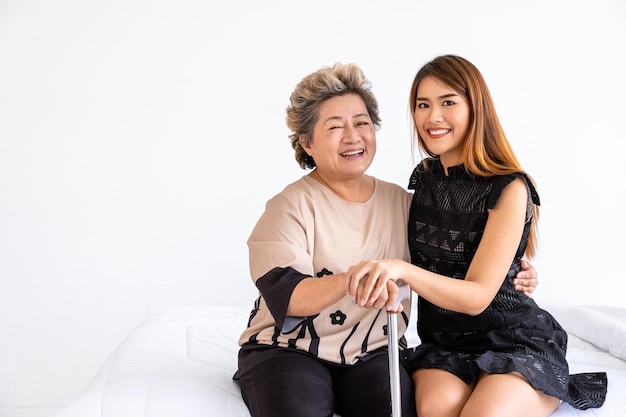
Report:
417,102,429,109
442,100,455,106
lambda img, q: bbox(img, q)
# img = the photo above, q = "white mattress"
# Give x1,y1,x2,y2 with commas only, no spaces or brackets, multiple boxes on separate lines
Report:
52,302,626,417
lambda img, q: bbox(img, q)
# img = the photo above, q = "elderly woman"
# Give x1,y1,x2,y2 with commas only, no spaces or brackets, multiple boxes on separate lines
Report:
233,63,537,417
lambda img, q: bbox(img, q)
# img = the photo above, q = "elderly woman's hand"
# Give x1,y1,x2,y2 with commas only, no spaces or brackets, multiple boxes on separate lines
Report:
345,259,407,310
513,259,538,297
349,275,403,312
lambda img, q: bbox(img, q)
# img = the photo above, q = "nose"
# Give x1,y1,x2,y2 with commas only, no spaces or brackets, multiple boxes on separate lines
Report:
427,107,443,123
343,125,360,142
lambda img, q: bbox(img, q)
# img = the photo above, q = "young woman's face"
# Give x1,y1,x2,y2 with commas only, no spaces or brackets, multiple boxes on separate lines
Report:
302,93,376,180
414,76,470,169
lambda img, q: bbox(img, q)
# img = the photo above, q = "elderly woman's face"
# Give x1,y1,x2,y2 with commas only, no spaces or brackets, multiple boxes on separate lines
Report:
302,93,376,180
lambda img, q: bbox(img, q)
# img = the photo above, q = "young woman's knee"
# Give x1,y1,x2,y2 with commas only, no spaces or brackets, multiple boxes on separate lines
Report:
414,369,472,417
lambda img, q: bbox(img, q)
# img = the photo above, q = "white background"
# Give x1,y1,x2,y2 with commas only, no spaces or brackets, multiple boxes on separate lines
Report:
0,0,624,415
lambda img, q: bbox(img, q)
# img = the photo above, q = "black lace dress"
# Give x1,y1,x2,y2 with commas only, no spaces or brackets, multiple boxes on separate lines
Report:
402,158,607,410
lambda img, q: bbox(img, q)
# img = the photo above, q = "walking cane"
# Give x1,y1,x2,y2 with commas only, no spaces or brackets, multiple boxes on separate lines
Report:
387,285,410,417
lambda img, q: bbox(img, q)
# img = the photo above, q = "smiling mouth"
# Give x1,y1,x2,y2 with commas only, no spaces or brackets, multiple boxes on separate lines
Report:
340,150,364,156
428,129,451,136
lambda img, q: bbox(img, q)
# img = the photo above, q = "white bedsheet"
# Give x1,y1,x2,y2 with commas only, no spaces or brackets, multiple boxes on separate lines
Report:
53,303,626,417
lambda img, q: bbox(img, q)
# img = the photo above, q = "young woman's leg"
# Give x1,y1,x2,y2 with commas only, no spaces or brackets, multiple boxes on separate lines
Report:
460,372,560,417
413,368,474,417
237,353,335,417
334,354,417,417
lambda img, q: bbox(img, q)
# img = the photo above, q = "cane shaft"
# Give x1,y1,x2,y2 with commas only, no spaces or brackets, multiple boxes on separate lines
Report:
387,311,401,417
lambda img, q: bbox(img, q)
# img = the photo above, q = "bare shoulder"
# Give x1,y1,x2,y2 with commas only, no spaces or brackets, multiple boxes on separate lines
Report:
492,177,529,214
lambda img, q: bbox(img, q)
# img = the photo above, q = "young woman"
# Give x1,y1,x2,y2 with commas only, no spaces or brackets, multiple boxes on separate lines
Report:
345,55,607,417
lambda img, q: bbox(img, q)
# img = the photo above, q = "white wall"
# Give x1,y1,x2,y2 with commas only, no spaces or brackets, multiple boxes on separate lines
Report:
0,0,624,415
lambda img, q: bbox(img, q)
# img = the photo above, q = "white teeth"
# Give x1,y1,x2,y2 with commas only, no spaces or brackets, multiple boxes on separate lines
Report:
429,129,449,135
340,150,364,156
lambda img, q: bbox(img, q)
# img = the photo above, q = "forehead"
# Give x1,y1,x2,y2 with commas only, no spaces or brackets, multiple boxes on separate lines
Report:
417,76,457,96
318,93,367,117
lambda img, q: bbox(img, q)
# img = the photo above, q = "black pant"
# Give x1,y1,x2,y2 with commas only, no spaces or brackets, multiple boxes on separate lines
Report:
236,350,416,417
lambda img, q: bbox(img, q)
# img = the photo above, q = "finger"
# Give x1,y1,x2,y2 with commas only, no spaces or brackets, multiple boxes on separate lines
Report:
520,277,538,288
346,263,367,300
359,267,379,306
519,259,529,270
345,264,359,297
516,284,535,294
364,284,385,309
385,281,399,311
345,267,357,300
366,273,386,306
356,278,367,307
372,291,388,310
514,278,536,294
373,281,395,310
363,263,389,306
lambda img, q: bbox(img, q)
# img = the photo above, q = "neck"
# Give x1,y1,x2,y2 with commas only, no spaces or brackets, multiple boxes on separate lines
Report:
439,154,463,176
310,170,374,203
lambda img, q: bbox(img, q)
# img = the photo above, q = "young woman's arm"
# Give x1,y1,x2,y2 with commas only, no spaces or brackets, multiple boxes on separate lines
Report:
345,178,529,315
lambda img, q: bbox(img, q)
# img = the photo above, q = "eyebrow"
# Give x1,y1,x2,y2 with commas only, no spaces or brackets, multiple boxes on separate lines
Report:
415,93,459,101
323,113,370,123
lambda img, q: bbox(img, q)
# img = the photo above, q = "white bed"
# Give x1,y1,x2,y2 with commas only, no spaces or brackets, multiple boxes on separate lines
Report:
52,301,626,417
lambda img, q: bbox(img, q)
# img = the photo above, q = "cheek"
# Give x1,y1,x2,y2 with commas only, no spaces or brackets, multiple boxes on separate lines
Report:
368,140,377,155
413,115,427,135
457,108,470,126
413,111,426,128
455,113,470,135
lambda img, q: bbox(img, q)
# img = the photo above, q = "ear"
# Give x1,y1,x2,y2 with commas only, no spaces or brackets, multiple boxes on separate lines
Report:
299,135,310,153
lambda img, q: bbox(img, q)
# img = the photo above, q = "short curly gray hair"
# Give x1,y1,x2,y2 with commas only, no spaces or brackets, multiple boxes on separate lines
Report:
286,63,381,169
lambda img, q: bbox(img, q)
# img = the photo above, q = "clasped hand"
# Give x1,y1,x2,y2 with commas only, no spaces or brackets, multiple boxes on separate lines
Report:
344,259,406,312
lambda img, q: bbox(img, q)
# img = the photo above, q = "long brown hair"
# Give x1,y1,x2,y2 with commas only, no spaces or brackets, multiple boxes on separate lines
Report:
409,55,539,257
